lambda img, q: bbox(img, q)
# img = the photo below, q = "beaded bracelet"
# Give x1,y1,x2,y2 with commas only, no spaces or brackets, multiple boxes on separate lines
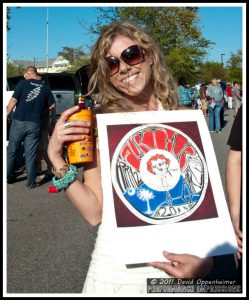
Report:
52,164,78,192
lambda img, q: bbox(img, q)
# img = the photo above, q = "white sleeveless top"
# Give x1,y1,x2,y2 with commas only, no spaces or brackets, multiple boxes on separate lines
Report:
83,99,171,295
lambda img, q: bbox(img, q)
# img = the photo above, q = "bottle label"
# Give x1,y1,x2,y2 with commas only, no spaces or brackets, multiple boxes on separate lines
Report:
67,110,93,164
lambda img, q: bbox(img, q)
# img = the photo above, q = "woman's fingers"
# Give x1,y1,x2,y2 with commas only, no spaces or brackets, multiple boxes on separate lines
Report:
57,105,80,124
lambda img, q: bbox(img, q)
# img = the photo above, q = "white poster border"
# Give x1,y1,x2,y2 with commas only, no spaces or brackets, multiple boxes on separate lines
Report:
97,109,238,264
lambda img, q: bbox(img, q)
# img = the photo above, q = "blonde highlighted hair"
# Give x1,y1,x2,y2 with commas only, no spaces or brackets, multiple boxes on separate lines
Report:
87,21,179,112
211,78,220,86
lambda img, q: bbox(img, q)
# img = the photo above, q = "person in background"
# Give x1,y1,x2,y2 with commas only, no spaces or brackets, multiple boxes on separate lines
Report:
7,66,55,188
226,83,233,109
207,78,224,133
192,81,202,110
48,21,213,294
36,106,56,179
232,81,242,116
226,105,242,283
219,79,228,128
177,76,192,107
205,82,212,106
36,74,56,179
200,83,208,117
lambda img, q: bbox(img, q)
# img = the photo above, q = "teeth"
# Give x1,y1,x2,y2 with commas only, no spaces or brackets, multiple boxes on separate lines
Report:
123,74,137,83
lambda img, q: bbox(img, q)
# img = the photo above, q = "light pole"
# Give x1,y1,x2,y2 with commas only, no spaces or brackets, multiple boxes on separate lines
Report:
46,7,49,72
221,53,225,65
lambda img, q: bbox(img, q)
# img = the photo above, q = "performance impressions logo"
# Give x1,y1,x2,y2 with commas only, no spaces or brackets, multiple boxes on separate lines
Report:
111,124,208,224
147,278,242,293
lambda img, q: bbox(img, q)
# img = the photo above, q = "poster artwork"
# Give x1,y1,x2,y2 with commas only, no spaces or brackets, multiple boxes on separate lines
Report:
110,122,218,226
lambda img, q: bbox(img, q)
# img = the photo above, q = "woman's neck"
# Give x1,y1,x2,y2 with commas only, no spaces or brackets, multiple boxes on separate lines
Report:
125,83,158,111
126,94,158,111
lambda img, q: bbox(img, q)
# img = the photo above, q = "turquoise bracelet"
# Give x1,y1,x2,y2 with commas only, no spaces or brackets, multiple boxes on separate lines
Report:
52,164,78,192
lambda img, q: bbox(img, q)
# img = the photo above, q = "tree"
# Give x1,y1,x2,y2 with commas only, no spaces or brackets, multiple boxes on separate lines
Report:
87,7,214,82
199,61,227,84
7,7,11,31
7,7,21,31
226,49,242,85
7,61,25,77
58,46,90,72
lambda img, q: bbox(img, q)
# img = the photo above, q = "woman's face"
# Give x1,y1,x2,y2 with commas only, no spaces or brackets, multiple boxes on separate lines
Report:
105,35,153,99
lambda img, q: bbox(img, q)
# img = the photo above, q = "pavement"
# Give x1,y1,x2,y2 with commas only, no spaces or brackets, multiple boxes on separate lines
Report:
5,108,241,294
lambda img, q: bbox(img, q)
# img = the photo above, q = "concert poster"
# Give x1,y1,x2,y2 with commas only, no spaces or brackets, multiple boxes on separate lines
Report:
97,110,238,264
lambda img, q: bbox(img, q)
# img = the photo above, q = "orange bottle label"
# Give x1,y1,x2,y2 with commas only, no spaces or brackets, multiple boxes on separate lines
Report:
67,109,93,164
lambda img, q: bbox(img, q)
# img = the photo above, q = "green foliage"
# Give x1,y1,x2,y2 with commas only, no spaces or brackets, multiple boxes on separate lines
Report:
58,46,90,72
7,7,11,31
7,7,20,31
199,61,227,84
7,61,25,77
226,49,242,85
198,49,242,85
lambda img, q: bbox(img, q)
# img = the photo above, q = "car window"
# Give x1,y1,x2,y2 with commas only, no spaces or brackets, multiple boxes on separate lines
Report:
47,75,77,92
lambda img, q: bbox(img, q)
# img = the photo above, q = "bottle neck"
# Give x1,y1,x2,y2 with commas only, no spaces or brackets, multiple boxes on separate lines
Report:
78,102,85,109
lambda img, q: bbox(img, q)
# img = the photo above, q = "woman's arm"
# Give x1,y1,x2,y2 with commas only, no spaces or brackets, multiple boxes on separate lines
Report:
48,106,103,226
226,149,242,258
65,149,103,226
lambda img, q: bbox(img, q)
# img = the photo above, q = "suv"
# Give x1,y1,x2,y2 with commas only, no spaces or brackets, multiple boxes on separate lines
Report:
6,65,91,117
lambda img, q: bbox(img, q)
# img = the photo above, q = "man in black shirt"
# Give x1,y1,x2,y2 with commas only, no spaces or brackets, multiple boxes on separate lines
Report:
7,66,55,188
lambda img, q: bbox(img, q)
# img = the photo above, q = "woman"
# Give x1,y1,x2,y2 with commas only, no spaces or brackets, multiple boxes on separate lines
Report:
207,79,224,133
48,21,213,294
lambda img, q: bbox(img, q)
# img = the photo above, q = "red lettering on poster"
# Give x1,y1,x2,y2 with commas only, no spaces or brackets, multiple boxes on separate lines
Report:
121,144,140,170
154,129,166,150
120,128,196,171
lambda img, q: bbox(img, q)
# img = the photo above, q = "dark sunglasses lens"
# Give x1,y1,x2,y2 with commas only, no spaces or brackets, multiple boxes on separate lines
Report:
105,57,120,75
121,45,144,66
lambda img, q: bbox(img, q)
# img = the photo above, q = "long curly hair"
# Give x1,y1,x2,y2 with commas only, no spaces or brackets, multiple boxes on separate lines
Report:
87,21,179,113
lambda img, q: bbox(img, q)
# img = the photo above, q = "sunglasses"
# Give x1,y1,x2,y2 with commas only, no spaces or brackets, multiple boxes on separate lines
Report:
105,45,145,76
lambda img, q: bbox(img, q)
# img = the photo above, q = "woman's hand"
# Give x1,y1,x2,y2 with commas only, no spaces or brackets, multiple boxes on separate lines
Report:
148,251,213,278
47,105,92,169
231,218,243,260
234,229,243,260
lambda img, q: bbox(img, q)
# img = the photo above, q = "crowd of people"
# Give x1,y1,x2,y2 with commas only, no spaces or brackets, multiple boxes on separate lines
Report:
178,77,242,134
7,21,243,295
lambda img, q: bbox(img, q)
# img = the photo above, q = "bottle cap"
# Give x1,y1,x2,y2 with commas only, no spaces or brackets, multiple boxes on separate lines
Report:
78,96,85,109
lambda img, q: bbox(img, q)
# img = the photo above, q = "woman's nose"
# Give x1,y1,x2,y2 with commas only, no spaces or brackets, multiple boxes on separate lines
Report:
119,60,131,73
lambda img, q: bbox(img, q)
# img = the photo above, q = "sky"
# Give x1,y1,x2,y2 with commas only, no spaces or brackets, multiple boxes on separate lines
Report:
5,3,244,65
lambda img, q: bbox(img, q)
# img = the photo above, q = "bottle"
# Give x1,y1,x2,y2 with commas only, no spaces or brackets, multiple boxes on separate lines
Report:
66,97,94,164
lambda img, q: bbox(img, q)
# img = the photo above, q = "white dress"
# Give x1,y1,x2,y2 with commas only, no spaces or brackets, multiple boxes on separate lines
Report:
83,100,171,295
